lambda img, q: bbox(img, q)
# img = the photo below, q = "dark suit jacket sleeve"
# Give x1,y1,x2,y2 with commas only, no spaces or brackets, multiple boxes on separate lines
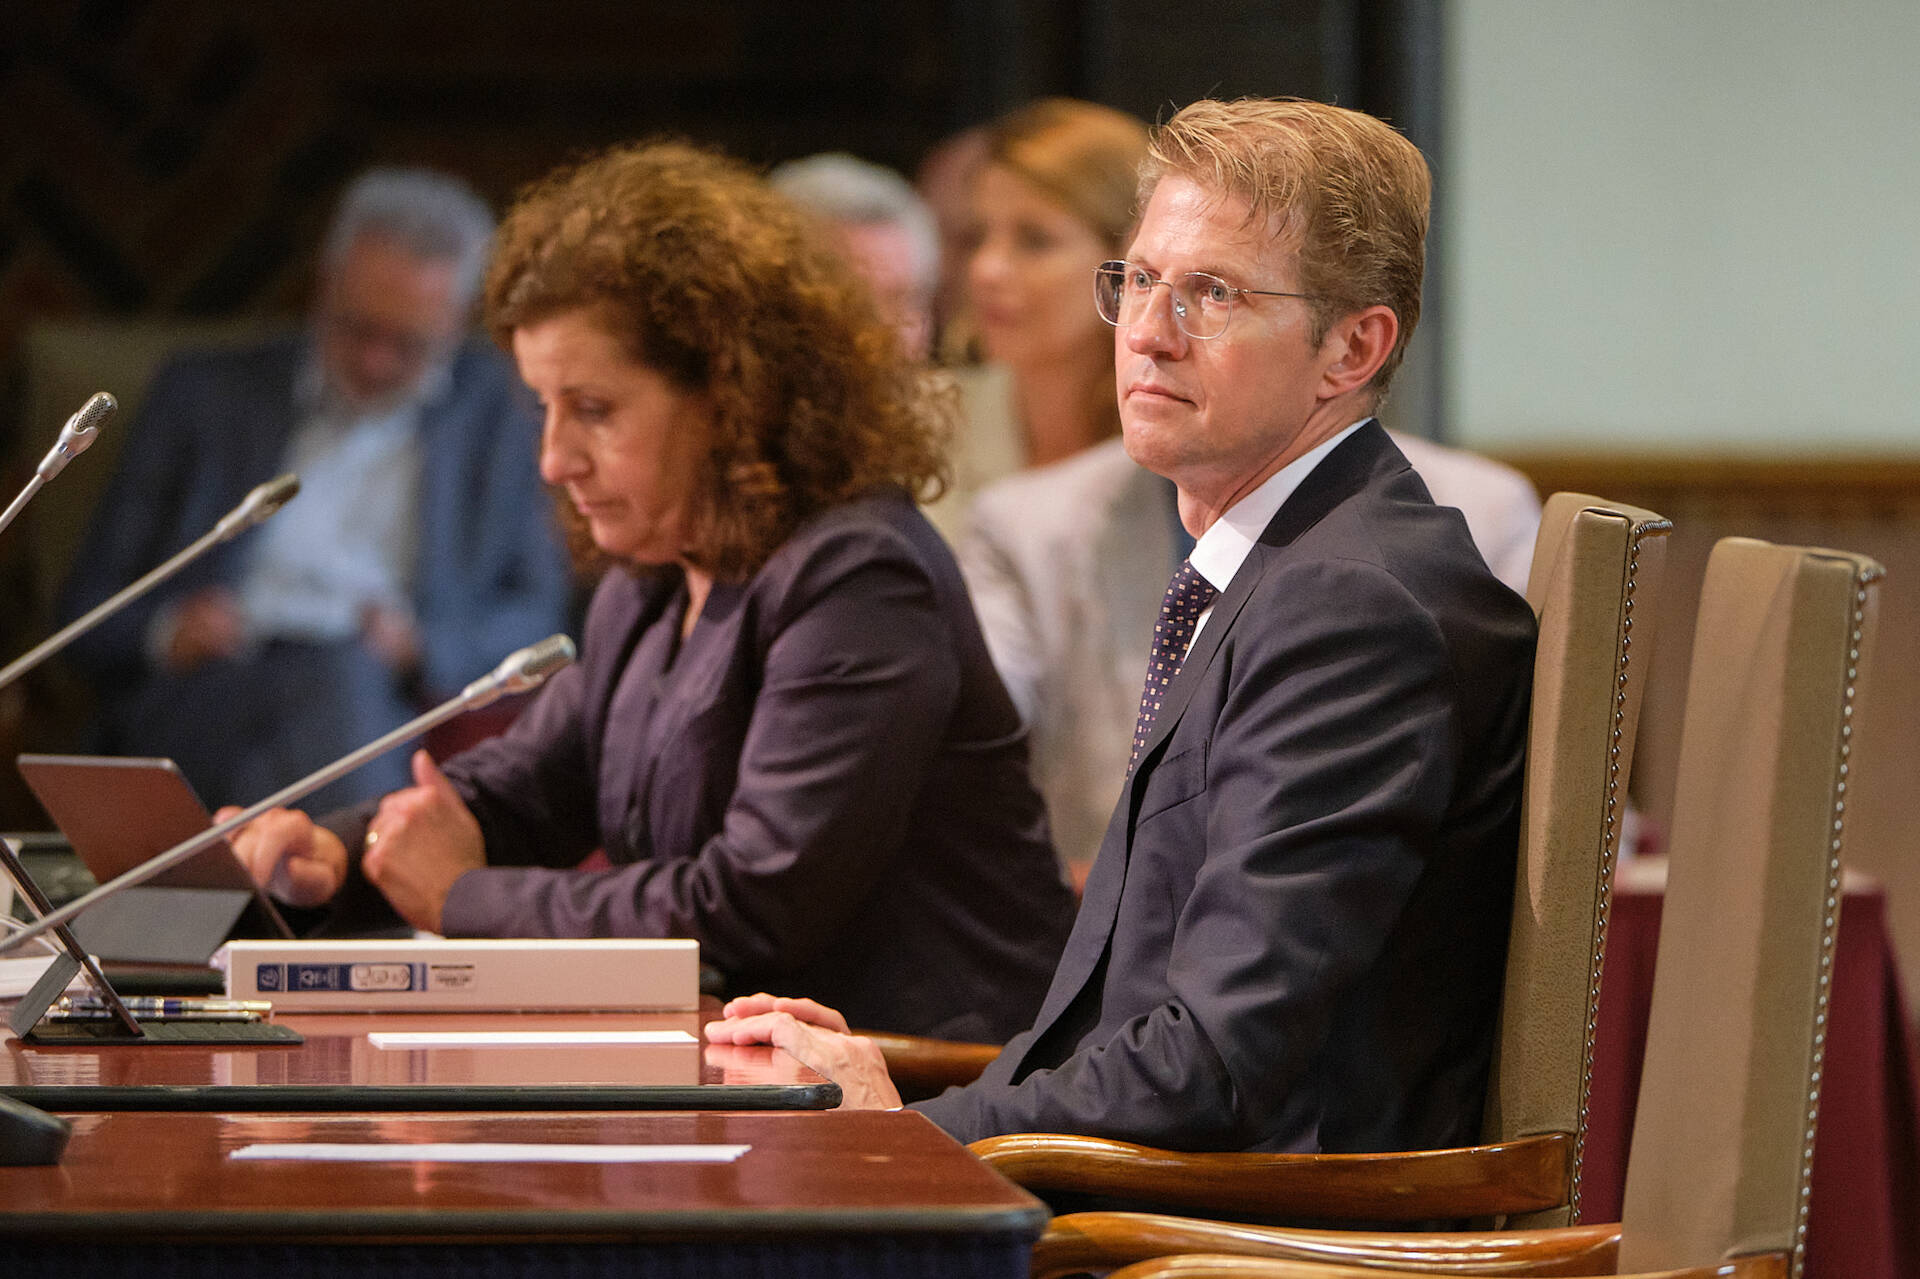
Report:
916,559,1461,1148
56,358,217,687
438,533,968,975
310,656,602,933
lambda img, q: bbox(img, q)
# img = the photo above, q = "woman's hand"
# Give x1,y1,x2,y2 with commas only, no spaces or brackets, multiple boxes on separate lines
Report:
220,805,347,907
361,749,486,933
705,993,903,1109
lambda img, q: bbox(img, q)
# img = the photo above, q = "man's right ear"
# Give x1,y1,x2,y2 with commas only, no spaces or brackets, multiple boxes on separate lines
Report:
1316,305,1398,401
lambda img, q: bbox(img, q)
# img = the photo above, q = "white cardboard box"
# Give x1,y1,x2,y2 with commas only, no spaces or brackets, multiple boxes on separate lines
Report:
217,938,699,1012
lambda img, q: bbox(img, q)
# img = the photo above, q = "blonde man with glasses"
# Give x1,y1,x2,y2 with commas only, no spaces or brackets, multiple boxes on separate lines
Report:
712,98,1537,1159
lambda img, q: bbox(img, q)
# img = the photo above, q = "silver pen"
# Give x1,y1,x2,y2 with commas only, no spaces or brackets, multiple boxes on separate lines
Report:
45,1007,264,1023
55,996,273,1016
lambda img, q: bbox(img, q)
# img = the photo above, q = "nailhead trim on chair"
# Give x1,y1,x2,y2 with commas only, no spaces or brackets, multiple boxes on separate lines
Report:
1571,514,1671,1222
1790,566,1880,1279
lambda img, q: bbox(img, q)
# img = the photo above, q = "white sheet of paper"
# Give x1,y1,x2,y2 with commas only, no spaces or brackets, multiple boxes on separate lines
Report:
365,1030,698,1048
230,1142,749,1163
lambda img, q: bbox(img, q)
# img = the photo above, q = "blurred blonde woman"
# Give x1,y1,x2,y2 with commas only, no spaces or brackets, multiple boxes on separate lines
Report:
966,98,1149,466
925,100,1149,539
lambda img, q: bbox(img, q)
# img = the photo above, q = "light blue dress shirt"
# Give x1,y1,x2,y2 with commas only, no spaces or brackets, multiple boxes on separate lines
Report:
235,356,438,644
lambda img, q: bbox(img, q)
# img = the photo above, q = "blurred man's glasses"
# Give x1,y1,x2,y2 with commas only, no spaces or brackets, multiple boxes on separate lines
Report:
324,311,446,368
1093,260,1315,340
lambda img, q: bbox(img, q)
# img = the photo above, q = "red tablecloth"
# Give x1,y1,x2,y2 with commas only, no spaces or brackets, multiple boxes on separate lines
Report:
1583,864,1920,1279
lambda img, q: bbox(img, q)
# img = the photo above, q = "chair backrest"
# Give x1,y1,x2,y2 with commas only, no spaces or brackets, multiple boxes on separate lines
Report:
1618,538,1882,1279
1482,492,1671,1228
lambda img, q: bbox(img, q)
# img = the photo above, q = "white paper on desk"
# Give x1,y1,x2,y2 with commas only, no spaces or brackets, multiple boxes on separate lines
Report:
365,1030,698,1049
231,1142,750,1163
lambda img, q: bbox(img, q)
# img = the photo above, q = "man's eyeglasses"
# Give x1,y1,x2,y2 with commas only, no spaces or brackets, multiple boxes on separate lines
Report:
324,310,450,368
1093,260,1315,340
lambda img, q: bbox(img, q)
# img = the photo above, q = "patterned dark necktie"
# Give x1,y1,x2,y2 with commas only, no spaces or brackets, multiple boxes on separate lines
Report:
1130,559,1218,768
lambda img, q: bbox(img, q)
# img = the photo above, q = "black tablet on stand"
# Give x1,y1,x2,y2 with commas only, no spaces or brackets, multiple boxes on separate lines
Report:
16,755,295,967
1,837,298,1046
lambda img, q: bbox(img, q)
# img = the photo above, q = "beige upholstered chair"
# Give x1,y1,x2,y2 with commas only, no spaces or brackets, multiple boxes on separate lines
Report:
962,494,1671,1225
1049,536,1882,1279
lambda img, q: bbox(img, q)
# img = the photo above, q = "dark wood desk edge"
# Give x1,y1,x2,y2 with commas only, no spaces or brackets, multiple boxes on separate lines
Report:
0,1081,842,1111
0,1202,1050,1242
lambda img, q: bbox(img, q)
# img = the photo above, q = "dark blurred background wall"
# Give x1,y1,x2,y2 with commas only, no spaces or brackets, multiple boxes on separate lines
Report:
0,0,1440,824
0,0,1436,360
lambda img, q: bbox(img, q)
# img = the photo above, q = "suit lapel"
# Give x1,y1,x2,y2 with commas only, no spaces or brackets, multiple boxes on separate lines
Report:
209,343,305,585
1015,424,1401,1059
248,346,305,486
1124,420,1396,787
410,350,473,600
593,572,674,852
1016,807,1128,1044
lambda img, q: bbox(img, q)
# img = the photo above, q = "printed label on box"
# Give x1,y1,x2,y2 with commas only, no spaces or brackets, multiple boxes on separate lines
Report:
429,964,476,991
253,962,429,993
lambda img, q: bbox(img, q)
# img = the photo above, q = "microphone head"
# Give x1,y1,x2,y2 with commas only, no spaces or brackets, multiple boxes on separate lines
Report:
496,634,578,694
244,473,302,523
36,391,116,481
214,473,300,541
68,391,116,438
462,634,576,708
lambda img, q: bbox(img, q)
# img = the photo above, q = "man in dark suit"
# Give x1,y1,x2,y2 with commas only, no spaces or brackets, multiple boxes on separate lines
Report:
58,169,570,811
709,97,1537,1155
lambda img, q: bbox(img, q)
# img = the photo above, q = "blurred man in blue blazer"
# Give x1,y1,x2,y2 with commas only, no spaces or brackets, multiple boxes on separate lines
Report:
59,169,570,811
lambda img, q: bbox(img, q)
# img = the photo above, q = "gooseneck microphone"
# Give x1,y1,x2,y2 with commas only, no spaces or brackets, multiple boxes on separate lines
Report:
0,392,116,539
0,473,299,696
0,635,577,955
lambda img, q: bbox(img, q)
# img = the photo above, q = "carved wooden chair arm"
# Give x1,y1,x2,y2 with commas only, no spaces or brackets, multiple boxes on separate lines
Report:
1101,1250,1788,1279
1032,1213,1620,1279
858,1030,1000,1095
967,1131,1572,1221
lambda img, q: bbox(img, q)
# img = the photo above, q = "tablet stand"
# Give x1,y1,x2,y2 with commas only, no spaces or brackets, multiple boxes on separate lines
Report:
1,839,298,1046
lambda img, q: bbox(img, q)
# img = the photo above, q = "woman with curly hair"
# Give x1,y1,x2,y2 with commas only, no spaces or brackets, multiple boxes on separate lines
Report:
231,142,1074,1040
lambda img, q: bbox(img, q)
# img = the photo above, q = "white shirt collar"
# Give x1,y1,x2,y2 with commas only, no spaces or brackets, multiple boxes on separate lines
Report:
1187,418,1372,595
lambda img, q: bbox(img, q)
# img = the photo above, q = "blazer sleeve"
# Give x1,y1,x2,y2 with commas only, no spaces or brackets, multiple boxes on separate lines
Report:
916,559,1462,1147
438,531,966,975
312,657,603,933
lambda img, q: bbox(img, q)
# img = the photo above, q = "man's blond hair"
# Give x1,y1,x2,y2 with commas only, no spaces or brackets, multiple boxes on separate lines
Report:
1141,98,1430,393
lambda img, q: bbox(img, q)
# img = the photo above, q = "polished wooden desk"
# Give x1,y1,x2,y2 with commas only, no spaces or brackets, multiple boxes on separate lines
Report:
0,1003,839,1111
0,1108,1047,1278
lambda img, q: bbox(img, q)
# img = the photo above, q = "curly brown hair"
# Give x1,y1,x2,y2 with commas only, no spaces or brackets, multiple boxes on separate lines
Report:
485,140,951,579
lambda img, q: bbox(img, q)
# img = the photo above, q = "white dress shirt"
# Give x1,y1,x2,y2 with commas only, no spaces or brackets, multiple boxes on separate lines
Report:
1184,418,1369,651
